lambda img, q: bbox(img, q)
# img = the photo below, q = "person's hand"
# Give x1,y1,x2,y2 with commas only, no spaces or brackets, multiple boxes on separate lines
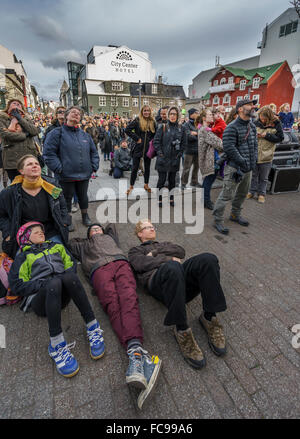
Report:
146,252,153,257
137,138,142,144
172,257,182,263
5,236,10,241
11,108,22,121
191,131,198,136
15,123,22,133
8,118,19,132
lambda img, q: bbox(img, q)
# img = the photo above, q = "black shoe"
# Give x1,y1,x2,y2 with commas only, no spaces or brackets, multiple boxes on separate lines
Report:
158,195,163,208
68,223,75,232
214,223,229,235
229,214,249,227
181,184,186,191
204,200,214,210
82,213,92,227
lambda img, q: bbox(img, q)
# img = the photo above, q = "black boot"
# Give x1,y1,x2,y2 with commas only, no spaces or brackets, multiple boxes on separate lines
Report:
158,195,163,208
82,212,92,227
68,216,75,232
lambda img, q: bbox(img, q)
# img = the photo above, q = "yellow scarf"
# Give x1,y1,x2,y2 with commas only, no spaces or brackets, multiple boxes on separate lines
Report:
11,175,62,199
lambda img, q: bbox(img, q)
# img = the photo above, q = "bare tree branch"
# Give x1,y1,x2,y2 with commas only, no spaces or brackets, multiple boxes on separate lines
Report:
290,0,300,18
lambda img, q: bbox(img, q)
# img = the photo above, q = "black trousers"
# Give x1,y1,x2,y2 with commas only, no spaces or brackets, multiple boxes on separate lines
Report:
149,254,227,327
130,156,151,186
157,171,177,192
60,180,89,212
30,271,95,337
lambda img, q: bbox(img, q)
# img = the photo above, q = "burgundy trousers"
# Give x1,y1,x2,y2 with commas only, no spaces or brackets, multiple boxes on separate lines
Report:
92,260,143,348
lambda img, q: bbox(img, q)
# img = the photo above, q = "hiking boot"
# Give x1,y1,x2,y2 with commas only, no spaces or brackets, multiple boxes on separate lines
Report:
258,195,266,204
199,313,226,357
229,214,249,227
174,327,206,369
204,200,214,210
87,322,105,360
214,222,229,235
137,353,162,410
48,341,79,378
246,193,254,200
82,213,92,227
126,347,147,389
68,217,75,232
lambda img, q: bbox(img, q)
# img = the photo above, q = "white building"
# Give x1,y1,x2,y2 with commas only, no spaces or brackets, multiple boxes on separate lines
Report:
82,45,156,83
258,7,300,113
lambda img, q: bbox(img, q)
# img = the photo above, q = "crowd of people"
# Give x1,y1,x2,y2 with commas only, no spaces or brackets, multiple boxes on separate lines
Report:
0,96,299,409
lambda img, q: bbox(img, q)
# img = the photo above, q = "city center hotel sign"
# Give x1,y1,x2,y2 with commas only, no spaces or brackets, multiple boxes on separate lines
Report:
111,51,139,74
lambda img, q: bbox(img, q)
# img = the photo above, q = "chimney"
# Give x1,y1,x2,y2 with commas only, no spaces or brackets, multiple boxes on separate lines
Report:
158,75,163,84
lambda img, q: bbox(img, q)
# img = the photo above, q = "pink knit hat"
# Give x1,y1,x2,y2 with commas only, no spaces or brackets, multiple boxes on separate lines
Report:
16,222,44,248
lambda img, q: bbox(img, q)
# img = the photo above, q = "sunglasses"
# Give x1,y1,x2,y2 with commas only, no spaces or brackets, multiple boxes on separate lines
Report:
57,110,65,114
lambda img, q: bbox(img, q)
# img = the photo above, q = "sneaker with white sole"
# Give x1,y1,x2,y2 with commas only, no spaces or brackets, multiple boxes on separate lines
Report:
137,353,162,410
87,322,105,360
48,341,79,378
126,347,147,389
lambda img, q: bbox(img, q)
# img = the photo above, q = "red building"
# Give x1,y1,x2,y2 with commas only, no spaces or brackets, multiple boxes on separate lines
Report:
202,61,295,112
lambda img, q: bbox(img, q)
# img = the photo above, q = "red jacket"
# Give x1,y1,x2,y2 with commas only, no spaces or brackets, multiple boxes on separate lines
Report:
212,118,227,139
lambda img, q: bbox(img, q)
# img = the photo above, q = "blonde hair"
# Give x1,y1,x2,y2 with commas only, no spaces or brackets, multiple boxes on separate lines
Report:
280,103,290,112
138,106,156,133
269,103,277,113
258,106,277,126
135,219,151,238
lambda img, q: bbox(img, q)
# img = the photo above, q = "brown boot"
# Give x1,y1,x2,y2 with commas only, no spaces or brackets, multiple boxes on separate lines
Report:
199,313,226,356
144,184,151,193
126,186,134,196
174,327,206,369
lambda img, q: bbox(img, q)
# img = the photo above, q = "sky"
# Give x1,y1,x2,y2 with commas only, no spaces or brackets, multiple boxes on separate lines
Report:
0,0,294,101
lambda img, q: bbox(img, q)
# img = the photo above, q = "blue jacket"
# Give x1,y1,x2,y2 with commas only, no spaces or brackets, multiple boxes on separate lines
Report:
43,125,100,182
279,112,294,130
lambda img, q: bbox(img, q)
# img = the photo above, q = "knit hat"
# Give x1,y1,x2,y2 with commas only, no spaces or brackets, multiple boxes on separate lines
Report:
16,222,44,248
188,108,199,118
87,223,104,238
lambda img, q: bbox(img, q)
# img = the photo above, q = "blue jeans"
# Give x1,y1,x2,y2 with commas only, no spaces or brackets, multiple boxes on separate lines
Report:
113,167,123,179
203,171,218,202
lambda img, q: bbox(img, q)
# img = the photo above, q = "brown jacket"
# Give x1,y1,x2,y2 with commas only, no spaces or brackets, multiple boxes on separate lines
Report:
128,240,186,289
0,111,40,169
198,127,223,178
68,224,127,280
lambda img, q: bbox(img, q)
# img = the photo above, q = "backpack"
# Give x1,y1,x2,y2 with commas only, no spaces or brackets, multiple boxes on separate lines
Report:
0,253,21,306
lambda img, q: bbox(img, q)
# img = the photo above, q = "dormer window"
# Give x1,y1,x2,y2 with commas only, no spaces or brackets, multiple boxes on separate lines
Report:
252,77,260,89
220,78,227,85
240,80,247,91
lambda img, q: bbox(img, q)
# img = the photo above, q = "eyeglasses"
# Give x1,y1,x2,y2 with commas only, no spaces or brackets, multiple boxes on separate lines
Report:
57,111,65,114
141,226,156,231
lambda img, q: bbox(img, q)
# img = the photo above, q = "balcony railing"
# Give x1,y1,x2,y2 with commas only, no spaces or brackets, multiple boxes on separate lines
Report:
209,83,235,93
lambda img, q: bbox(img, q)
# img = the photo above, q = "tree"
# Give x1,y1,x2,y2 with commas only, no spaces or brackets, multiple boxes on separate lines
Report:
290,0,300,18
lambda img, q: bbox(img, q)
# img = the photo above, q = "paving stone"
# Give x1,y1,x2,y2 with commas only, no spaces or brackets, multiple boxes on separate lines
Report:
223,378,262,419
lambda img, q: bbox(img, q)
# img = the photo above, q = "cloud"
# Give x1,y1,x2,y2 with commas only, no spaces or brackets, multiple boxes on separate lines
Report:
41,50,86,69
20,15,70,45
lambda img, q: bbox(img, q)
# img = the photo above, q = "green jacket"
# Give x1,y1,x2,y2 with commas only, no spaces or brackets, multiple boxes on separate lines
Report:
0,111,40,169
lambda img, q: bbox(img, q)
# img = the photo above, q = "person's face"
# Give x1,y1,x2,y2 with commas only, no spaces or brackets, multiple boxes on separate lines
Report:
160,109,168,121
121,142,128,148
56,108,65,122
8,101,23,114
168,109,178,123
142,107,151,118
239,103,253,119
213,111,221,122
190,111,200,120
138,221,156,242
204,110,214,124
259,115,268,125
29,226,45,244
284,104,290,112
19,157,41,179
89,225,103,237
67,108,81,125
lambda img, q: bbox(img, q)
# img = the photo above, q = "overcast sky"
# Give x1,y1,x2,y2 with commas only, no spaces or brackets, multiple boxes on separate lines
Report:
0,0,293,100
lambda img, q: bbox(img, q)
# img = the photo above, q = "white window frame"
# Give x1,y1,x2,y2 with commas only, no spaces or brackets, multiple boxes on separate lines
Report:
228,77,234,84
220,78,227,85
112,82,123,91
143,98,149,106
253,94,260,104
236,96,243,103
152,84,158,94
98,96,106,106
213,95,220,105
240,80,247,91
123,97,129,107
244,94,250,100
111,96,118,107
252,77,260,89
132,98,139,107
223,94,231,104
213,80,218,86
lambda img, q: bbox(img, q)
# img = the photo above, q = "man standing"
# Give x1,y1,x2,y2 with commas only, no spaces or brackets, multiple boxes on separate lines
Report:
181,108,201,189
213,99,258,235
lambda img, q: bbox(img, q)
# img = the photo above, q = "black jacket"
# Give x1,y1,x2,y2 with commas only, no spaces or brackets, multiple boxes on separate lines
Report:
125,117,156,158
254,119,284,144
183,119,199,155
42,120,61,144
222,117,258,173
0,176,70,258
114,147,131,170
154,122,186,173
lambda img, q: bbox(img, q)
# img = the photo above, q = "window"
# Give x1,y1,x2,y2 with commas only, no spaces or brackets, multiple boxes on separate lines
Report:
132,97,139,107
112,82,123,91
213,80,218,86
98,96,106,106
240,80,247,91
236,96,243,103
252,77,260,89
123,97,129,107
223,94,231,104
279,20,298,37
213,95,220,105
152,84,158,94
228,77,234,84
244,94,250,100
111,97,118,107
253,94,260,104
143,98,149,106
220,78,227,85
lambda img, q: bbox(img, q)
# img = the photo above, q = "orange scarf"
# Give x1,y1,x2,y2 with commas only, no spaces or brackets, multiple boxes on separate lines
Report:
11,175,62,199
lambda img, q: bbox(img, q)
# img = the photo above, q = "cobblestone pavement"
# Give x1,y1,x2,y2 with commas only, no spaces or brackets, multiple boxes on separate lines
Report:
0,162,300,419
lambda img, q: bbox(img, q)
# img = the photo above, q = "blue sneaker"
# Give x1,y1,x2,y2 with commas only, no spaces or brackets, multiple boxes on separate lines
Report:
126,347,147,389
87,322,105,360
138,353,162,410
48,341,79,378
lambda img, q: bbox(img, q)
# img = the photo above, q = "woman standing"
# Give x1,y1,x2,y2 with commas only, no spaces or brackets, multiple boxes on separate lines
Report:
279,103,294,131
248,106,284,204
153,107,185,207
0,99,40,182
198,109,223,210
0,154,69,258
43,106,66,143
125,105,156,195
43,106,99,229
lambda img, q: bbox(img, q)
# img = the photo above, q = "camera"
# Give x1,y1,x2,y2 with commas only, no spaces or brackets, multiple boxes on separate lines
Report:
172,139,181,151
